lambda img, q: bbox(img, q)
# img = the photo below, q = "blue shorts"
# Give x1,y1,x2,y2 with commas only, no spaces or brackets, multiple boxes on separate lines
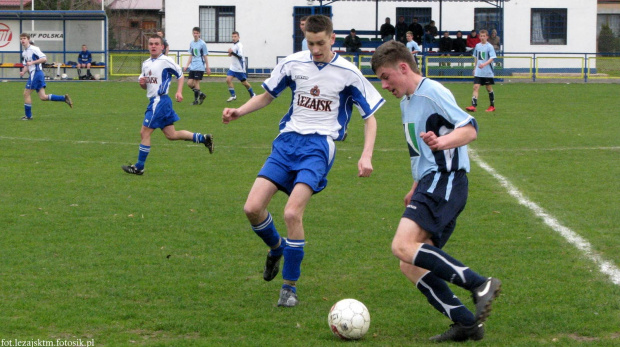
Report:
227,70,247,82
142,95,180,129
258,132,336,195
25,70,46,91
402,170,468,249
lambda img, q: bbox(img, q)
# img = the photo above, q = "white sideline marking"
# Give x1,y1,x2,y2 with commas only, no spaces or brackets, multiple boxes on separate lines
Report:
470,149,620,286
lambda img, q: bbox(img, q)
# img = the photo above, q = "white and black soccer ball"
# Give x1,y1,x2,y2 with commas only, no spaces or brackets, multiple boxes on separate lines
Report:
327,298,370,340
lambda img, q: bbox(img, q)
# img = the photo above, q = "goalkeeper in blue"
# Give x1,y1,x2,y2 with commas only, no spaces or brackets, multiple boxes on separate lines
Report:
222,15,384,307
122,36,213,176
371,40,501,342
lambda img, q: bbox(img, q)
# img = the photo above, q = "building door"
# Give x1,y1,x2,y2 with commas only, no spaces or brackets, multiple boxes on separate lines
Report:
293,6,332,52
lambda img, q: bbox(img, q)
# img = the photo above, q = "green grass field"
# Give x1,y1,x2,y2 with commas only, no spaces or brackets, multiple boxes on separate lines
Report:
0,79,619,346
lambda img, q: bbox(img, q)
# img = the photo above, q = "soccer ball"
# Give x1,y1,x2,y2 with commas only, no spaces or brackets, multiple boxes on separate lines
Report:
327,298,370,340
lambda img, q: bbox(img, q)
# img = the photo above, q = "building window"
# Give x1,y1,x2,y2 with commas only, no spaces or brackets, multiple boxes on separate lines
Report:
395,7,432,28
531,8,567,45
199,6,235,43
597,14,620,37
474,8,500,34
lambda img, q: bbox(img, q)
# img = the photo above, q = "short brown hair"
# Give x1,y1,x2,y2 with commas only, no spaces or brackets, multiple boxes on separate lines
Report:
20,33,30,39
305,15,333,35
479,29,488,36
371,40,420,75
149,35,163,45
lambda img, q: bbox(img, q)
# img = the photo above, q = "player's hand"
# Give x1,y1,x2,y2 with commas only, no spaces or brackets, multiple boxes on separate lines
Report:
404,183,417,207
139,77,147,88
222,108,241,124
206,68,211,76
357,156,373,177
478,63,485,69
175,92,183,102
19,70,25,77
420,131,442,151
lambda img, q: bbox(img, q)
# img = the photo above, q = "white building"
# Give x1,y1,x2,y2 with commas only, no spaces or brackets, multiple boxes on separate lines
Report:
165,0,597,71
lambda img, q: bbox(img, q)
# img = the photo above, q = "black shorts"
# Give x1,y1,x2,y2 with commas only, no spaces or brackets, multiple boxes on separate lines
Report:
402,170,468,249
474,77,495,85
188,70,205,80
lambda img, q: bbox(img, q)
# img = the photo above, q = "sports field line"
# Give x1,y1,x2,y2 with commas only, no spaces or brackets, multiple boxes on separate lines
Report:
2,136,618,153
470,149,620,286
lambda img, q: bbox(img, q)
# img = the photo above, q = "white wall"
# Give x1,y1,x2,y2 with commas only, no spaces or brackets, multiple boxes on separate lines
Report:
165,0,597,69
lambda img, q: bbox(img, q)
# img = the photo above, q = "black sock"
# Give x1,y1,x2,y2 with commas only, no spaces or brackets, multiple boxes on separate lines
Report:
193,88,200,100
472,97,477,107
489,91,495,106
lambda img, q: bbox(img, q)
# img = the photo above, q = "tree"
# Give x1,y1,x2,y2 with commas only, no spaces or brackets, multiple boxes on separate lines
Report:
598,23,619,54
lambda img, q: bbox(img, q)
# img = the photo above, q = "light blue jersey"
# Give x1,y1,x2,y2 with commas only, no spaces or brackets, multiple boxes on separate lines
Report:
406,40,421,54
401,78,478,181
473,42,496,78
188,39,209,71
301,38,308,51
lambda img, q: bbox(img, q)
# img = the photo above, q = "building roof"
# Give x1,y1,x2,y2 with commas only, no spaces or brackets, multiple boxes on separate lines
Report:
99,0,162,10
0,0,33,6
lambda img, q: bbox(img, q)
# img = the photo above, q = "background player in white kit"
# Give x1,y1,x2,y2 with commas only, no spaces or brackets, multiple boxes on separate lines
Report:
225,31,255,102
222,15,384,307
122,35,213,176
19,33,72,120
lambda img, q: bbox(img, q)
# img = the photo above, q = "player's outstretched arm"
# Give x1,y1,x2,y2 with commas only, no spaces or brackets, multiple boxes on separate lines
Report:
358,115,377,177
222,92,274,124
420,123,477,151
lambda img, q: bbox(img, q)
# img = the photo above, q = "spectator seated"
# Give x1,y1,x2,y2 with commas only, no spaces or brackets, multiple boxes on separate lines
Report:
333,30,382,52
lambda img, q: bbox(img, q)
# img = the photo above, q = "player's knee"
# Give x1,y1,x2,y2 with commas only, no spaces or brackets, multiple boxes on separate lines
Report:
39,94,48,101
283,207,302,226
243,202,262,221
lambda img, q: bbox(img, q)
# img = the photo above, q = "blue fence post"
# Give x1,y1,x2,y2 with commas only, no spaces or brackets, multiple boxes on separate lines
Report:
584,53,588,83
532,53,536,82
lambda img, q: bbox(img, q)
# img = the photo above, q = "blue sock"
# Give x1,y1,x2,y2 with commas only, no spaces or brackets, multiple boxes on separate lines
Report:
192,133,205,144
282,283,296,294
252,213,284,255
282,239,305,283
417,272,476,326
49,94,65,102
135,144,150,170
248,87,255,97
413,243,486,290
24,103,32,118
228,88,236,97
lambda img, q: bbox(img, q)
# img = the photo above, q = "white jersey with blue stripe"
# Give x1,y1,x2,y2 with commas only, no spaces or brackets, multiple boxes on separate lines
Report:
262,51,385,141
22,45,45,73
139,54,183,99
229,41,245,73
473,42,496,78
401,78,478,181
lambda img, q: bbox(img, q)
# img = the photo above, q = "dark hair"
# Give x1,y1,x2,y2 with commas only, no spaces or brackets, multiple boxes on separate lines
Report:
149,35,164,45
371,40,420,75
192,27,200,33
305,15,333,35
300,16,309,22
232,31,239,36
20,33,30,39
157,29,164,35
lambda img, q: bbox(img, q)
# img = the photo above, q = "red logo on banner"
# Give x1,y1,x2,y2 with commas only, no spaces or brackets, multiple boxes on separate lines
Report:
0,23,13,48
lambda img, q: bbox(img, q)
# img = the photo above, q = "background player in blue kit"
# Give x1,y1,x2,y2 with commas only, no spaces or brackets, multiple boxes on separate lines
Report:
184,27,210,106
122,35,213,176
222,15,384,307
371,41,501,342
466,29,497,112
77,44,93,80
225,31,255,102
19,33,72,120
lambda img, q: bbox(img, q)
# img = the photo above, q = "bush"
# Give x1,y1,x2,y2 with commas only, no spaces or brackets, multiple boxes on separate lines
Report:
598,23,620,54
